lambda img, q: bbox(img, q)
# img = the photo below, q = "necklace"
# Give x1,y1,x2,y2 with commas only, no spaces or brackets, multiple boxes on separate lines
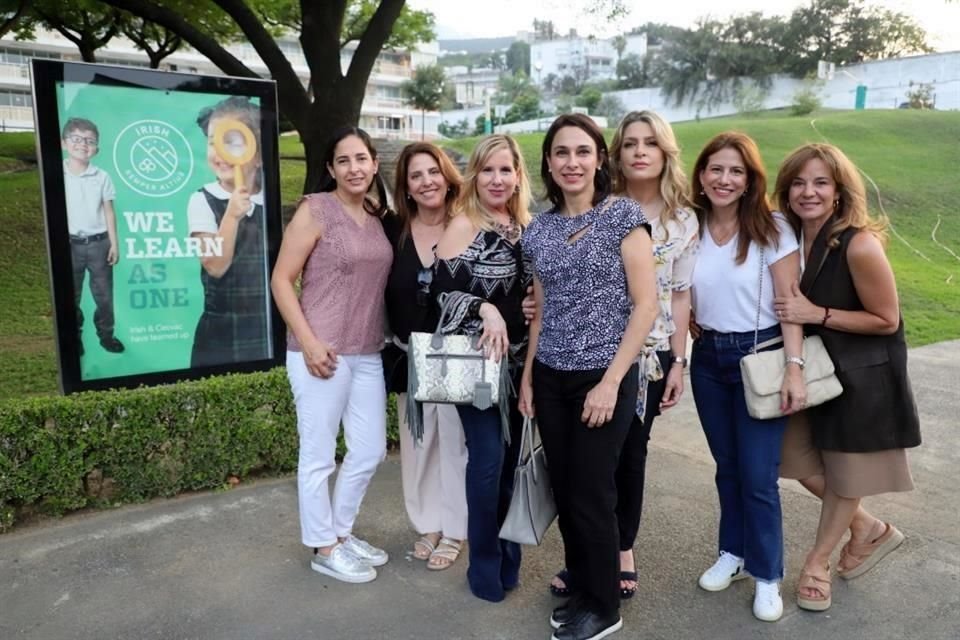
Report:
708,218,739,246
492,216,521,243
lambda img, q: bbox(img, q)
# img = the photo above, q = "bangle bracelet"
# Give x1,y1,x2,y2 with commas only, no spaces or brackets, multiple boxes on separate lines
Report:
822,306,831,326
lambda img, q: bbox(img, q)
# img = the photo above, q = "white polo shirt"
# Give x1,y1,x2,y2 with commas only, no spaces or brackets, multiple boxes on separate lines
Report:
692,212,799,333
187,181,263,234
63,160,116,236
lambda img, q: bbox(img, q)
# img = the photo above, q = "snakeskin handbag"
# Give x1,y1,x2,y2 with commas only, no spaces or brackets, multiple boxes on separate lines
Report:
407,297,504,410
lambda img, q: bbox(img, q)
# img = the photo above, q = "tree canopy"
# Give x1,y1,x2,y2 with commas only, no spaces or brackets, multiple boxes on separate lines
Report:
88,0,435,193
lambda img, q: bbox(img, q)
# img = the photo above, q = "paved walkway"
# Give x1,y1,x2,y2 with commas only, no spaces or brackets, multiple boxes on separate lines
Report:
2,342,958,640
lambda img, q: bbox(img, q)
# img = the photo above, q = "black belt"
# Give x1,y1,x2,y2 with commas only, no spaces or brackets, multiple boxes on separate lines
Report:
69,232,109,244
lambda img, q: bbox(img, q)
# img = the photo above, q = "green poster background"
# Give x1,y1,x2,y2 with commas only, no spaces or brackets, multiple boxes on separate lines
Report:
57,83,267,381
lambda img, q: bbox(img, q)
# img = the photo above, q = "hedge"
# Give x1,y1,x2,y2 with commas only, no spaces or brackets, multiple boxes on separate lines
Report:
0,368,399,532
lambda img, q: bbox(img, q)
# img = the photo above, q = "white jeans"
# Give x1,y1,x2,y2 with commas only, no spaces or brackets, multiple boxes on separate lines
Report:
397,394,468,540
287,351,387,548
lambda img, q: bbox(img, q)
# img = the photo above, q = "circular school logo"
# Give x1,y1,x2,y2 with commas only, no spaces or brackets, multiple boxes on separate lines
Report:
113,119,194,197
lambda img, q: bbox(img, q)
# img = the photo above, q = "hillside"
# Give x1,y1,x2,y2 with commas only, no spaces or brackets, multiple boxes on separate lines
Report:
0,110,957,398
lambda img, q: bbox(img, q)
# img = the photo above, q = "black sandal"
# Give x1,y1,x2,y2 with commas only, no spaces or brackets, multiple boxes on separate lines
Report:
620,571,638,599
549,568,576,597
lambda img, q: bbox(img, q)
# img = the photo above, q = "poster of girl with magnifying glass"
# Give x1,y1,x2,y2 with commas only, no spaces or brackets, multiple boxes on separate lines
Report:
186,96,271,368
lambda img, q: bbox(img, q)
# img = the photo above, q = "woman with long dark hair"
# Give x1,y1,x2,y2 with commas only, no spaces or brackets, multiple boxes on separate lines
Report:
271,126,392,584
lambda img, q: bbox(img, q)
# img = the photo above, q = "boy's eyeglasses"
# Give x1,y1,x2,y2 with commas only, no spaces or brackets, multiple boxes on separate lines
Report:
416,267,433,307
67,135,98,146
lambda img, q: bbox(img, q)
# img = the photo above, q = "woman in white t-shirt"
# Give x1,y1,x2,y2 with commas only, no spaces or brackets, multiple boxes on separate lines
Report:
688,132,806,623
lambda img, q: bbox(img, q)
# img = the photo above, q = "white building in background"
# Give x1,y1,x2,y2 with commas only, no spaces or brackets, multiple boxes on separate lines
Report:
531,33,646,87
444,66,500,108
0,30,440,139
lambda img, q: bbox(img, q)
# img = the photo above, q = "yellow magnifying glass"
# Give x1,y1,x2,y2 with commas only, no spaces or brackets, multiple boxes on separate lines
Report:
212,118,257,191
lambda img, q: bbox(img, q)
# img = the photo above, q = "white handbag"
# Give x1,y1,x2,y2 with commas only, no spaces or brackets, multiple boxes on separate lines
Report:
739,248,843,420
499,416,557,545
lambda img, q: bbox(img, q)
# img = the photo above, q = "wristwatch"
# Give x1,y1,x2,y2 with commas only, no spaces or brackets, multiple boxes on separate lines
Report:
785,355,806,369
671,356,688,368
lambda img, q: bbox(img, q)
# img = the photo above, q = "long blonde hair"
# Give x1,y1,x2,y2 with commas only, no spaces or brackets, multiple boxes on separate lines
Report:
610,110,693,236
455,134,532,229
775,143,887,248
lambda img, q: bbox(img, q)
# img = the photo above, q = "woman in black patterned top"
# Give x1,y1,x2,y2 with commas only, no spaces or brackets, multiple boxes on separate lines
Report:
432,134,532,603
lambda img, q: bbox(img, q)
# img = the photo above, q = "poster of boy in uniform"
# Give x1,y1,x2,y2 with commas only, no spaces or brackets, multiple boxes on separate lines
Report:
187,96,270,368
62,117,125,357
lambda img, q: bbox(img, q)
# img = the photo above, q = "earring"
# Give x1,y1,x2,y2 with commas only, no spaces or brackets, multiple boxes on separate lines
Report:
405,193,413,201
514,185,520,194
699,189,705,195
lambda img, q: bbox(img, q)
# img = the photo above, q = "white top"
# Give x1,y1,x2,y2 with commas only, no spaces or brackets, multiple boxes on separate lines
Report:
187,181,263,234
647,207,700,350
63,160,115,236
692,212,798,333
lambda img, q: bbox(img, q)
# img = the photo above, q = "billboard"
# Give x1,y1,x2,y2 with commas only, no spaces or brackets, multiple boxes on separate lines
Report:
31,60,285,393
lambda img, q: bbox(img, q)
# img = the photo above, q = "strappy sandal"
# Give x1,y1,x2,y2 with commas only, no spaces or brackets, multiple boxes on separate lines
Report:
412,534,438,561
797,565,832,612
838,522,904,580
549,568,576,597
619,571,638,600
427,537,462,571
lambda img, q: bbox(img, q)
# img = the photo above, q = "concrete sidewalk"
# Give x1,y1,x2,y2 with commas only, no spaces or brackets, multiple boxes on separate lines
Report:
2,342,958,640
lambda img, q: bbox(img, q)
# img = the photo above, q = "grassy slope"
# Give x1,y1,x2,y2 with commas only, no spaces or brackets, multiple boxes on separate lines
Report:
1,111,957,398
447,110,960,347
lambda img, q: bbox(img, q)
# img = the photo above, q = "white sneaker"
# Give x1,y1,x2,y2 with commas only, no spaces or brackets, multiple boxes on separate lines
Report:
698,551,749,592
340,534,389,567
311,544,377,583
753,580,784,622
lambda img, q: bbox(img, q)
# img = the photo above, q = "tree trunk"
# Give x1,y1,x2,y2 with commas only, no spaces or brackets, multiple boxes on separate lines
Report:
79,45,97,63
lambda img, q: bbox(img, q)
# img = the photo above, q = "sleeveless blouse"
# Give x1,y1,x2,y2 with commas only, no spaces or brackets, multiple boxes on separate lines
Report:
287,192,392,355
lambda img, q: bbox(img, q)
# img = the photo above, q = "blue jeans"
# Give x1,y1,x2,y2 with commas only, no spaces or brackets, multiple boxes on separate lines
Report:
690,326,787,582
456,403,522,602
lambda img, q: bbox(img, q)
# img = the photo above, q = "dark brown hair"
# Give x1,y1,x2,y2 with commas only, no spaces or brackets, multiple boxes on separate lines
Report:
318,126,388,217
540,113,612,209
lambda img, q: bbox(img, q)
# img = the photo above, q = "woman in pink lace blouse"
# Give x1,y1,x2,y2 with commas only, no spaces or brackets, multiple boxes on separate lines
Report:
271,127,393,585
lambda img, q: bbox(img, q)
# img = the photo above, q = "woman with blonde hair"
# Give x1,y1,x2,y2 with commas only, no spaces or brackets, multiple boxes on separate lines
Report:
383,142,468,570
432,134,532,602
689,132,805,622
773,143,920,612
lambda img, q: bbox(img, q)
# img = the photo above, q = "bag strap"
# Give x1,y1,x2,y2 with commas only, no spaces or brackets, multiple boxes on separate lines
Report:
517,416,538,481
752,246,765,353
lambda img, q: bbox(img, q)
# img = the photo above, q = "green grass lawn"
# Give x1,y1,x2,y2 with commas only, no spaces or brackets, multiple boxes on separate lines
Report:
1,110,957,398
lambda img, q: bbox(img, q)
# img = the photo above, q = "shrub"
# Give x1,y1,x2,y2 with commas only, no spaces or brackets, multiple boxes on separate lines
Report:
791,81,823,116
0,368,399,532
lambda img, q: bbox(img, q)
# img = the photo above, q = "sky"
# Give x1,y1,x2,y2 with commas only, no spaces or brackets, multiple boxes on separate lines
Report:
408,0,960,52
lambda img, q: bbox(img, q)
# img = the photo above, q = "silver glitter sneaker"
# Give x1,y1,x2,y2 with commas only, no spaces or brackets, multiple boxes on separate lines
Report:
340,534,389,567
311,544,377,583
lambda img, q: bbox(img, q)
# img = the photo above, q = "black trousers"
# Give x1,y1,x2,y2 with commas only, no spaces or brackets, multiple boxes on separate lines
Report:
71,236,115,340
615,350,672,550
532,359,639,617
